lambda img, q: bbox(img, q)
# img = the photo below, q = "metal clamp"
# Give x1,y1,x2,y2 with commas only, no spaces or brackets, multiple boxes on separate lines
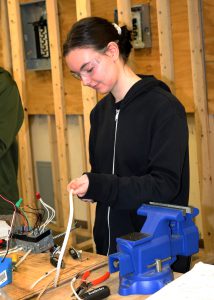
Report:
147,256,171,272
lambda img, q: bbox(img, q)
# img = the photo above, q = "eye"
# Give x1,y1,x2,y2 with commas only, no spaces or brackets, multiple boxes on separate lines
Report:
85,67,94,74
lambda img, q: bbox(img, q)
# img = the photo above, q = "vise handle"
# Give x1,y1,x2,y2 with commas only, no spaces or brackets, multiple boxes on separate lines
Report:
147,256,171,272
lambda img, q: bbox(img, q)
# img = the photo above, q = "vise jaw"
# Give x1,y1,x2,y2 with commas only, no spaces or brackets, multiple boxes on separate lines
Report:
109,202,199,296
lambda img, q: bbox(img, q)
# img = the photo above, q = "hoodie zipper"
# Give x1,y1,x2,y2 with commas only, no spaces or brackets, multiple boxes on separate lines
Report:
107,108,120,256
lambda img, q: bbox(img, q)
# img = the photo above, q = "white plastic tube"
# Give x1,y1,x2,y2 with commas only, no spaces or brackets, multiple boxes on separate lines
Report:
30,268,56,289
70,277,82,300
54,190,74,287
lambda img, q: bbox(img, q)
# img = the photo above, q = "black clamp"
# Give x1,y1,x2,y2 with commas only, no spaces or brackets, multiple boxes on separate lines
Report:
69,247,82,260
50,245,65,268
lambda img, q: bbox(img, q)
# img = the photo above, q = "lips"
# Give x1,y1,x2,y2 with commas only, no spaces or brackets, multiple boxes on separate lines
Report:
90,83,99,89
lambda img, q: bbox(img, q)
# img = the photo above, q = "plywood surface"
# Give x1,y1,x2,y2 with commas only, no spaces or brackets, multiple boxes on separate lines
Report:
39,265,150,300
32,265,181,300
3,251,107,299
3,250,210,300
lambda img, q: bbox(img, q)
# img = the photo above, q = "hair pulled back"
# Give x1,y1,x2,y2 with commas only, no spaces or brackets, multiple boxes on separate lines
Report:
63,17,132,63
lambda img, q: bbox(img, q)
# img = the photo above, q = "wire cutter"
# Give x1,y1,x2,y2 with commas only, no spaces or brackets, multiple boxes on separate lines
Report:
75,270,110,296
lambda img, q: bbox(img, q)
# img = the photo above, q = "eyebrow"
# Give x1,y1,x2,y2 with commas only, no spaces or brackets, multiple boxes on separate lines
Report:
70,59,94,75
80,61,91,71
69,61,90,75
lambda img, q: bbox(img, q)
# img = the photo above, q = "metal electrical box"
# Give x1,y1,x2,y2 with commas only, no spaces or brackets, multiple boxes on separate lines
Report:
131,4,151,49
114,3,152,49
20,0,51,70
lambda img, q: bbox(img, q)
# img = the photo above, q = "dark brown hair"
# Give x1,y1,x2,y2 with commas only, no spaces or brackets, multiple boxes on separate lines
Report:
63,17,132,63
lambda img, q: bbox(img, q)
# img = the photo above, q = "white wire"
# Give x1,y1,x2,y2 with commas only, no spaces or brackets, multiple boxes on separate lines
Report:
44,201,55,224
54,190,74,287
41,199,55,222
30,268,56,289
39,199,50,232
39,199,52,232
39,197,56,232
1,211,16,262
0,246,23,256
70,277,83,300
15,248,32,268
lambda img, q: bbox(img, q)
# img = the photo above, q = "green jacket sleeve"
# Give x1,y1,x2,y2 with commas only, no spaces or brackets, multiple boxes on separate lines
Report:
0,68,24,159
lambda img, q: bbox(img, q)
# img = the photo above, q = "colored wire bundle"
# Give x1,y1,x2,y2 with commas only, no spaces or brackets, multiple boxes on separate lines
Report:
23,205,46,232
36,193,56,233
0,194,17,262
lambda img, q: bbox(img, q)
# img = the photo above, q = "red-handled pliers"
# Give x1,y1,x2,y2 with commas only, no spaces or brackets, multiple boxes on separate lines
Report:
75,270,110,296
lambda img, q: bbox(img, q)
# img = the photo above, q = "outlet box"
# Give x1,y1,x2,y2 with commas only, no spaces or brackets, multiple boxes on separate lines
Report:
131,4,152,49
20,0,51,70
114,3,152,49
13,229,54,253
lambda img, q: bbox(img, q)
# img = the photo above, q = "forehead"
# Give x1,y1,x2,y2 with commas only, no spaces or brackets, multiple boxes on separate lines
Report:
65,47,99,71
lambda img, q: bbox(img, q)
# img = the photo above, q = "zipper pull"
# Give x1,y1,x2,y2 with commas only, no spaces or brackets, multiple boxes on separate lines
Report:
115,109,120,121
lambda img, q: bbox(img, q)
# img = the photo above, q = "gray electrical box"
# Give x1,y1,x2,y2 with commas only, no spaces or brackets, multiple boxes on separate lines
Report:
20,0,51,70
131,4,152,49
114,3,152,49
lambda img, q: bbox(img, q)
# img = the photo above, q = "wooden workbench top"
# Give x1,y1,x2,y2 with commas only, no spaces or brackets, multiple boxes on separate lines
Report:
2,250,179,299
37,264,157,300
2,251,107,299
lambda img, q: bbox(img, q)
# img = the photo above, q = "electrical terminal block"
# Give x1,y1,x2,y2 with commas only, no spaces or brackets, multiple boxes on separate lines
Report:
12,229,54,253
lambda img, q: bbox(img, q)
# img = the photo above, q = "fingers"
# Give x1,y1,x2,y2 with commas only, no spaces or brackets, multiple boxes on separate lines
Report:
67,179,79,192
67,175,89,197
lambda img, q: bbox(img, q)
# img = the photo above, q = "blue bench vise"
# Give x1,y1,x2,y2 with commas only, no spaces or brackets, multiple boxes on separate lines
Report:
109,202,199,296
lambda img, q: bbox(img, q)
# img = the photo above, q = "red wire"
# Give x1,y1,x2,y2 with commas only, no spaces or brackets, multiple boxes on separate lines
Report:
0,194,16,211
0,194,17,262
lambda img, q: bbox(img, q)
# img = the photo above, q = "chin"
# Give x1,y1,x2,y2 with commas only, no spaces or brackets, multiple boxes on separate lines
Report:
96,86,111,94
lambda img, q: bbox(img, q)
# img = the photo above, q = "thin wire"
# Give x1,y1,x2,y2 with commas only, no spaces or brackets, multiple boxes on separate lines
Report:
53,222,78,240
14,248,32,268
39,198,55,232
30,268,56,289
0,246,23,256
18,207,29,228
0,194,17,261
70,277,82,300
35,261,108,299
0,194,16,210
54,190,74,287
1,210,16,263
36,279,53,300
39,199,50,232
21,210,43,232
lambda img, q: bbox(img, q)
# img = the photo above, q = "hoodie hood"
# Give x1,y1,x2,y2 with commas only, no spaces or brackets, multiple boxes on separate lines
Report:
115,75,171,109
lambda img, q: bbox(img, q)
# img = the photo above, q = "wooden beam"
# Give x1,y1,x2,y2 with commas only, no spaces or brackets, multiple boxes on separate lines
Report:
47,116,64,227
75,0,97,249
46,0,71,230
75,0,91,20
0,0,12,72
116,0,132,29
156,0,175,93
116,0,133,69
7,0,35,209
187,0,214,252
75,0,97,172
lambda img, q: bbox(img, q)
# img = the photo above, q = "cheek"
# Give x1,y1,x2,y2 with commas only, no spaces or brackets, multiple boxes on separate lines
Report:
96,76,115,94
96,64,116,87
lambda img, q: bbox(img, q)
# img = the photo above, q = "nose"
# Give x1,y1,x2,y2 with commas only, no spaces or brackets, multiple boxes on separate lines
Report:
81,75,92,86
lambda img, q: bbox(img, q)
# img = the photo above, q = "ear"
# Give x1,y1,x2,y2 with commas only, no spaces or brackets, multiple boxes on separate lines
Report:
105,42,120,61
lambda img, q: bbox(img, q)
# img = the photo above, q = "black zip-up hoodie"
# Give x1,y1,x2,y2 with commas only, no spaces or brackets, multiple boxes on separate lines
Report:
84,75,189,255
